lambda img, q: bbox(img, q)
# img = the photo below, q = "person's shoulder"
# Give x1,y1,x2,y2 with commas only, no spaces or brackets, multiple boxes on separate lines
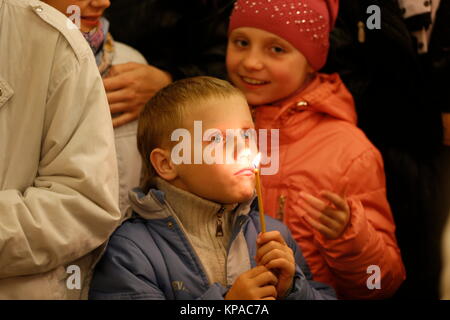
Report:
320,121,383,173
6,0,92,61
328,120,373,149
110,216,154,247
331,120,382,161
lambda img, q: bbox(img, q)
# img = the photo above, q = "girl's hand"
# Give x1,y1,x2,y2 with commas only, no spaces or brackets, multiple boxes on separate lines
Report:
299,190,350,240
255,231,295,299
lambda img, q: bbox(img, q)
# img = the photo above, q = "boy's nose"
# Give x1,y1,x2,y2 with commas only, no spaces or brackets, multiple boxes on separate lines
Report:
237,149,251,166
91,0,111,9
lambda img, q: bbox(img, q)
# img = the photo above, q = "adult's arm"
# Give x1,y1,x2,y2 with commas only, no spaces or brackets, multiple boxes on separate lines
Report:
0,40,121,278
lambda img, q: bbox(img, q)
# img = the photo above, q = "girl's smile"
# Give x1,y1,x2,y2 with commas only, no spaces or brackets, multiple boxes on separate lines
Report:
227,27,313,106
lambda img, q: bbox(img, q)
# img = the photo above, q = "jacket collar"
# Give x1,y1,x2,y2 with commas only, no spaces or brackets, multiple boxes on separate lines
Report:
254,73,357,126
154,177,237,237
128,178,256,222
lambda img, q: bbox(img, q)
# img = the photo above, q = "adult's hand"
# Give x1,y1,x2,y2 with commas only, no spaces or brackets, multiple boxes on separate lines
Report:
104,62,172,128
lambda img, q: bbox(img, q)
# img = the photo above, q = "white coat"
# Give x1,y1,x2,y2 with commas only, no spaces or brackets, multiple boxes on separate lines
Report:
0,0,121,299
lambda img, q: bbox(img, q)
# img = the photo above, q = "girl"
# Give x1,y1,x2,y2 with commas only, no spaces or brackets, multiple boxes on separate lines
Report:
226,0,406,299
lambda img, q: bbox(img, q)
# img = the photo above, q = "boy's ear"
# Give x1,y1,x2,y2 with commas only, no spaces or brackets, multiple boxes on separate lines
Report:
150,148,178,181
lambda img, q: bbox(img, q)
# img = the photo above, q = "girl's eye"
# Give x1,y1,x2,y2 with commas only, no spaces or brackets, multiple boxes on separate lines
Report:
271,46,285,54
235,39,249,48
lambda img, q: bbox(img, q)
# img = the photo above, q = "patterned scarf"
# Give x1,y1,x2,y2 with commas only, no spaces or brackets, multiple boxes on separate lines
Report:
82,17,115,76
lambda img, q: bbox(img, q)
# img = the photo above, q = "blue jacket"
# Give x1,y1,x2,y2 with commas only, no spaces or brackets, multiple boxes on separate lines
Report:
89,187,336,300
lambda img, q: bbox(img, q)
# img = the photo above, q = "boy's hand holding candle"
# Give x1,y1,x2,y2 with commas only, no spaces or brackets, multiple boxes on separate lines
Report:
255,231,295,299
253,153,295,298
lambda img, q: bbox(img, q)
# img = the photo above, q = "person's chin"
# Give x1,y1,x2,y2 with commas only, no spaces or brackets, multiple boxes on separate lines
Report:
214,190,252,205
80,26,95,33
245,92,273,106
233,188,255,204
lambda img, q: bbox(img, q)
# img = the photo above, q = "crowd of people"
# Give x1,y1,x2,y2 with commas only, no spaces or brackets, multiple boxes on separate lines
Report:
1,0,449,299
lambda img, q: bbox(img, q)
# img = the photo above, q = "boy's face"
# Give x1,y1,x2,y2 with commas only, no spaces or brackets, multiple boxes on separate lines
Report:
42,0,110,32
170,95,257,204
227,27,313,106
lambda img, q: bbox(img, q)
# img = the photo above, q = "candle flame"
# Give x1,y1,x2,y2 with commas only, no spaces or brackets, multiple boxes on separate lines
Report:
253,153,262,169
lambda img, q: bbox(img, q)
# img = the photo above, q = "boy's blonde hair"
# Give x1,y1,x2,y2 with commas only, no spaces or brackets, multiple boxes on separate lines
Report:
137,76,245,191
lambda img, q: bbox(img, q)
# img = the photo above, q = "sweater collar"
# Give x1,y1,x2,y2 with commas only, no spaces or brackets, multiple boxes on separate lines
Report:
128,178,255,227
154,177,238,235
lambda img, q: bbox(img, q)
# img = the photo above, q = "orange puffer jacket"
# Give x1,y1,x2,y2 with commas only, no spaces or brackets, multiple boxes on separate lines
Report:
254,73,406,299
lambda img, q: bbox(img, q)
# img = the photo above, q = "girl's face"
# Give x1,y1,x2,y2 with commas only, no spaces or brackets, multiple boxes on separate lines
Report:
43,0,110,32
227,27,313,106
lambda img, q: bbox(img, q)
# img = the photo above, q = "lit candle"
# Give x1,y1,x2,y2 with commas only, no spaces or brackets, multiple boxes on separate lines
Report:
253,153,266,233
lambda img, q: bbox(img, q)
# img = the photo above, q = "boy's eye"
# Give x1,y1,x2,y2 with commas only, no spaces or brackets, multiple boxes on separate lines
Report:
211,133,223,143
240,130,251,139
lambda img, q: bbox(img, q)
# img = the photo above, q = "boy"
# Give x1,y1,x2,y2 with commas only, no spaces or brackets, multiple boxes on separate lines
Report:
89,76,335,300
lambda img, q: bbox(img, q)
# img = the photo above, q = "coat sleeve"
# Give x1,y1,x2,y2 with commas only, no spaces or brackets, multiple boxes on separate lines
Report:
89,227,229,300
281,224,337,300
89,233,167,300
0,41,121,278
313,148,406,299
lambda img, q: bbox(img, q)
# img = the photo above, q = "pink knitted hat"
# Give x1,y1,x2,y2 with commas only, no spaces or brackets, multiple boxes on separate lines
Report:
229,0,339,71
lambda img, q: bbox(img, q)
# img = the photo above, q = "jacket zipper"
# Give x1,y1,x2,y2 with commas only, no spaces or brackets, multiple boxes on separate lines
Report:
156,192,254,288
276,195,287,222
156,194,213,286
216,206,225,237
